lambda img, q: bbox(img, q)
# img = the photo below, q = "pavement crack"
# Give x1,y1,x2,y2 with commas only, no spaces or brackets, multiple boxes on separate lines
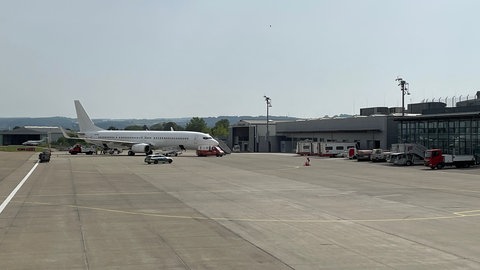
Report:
68,159,90,270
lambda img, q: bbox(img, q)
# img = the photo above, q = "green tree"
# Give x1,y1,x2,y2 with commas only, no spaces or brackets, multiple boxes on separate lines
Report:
124,125,145,130
163,122,183,131
149,123,164,130
211,119,230,137
185,117,209,133
54,137,79,148
107,126,118,130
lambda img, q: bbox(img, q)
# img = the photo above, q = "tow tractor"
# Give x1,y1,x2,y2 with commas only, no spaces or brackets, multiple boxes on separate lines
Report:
69,144,96,155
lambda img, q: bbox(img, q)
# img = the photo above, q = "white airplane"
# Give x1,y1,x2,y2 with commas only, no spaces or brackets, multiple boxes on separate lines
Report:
63,100,219,156
22,138,47,146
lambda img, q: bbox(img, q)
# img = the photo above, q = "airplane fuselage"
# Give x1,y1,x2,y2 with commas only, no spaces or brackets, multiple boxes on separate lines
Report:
81,130,217,150
22,141,43,146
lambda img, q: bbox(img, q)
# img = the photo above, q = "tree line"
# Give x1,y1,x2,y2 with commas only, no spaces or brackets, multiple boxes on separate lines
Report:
109,117,230,137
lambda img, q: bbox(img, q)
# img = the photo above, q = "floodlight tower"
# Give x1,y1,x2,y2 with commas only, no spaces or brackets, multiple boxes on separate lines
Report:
264,95,272,152
395,77,410,116
396,77,410,143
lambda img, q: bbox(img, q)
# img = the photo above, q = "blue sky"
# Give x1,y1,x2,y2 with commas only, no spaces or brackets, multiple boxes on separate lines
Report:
1,0,479,119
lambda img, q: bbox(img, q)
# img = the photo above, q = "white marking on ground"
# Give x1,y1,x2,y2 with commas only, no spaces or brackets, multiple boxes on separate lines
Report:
0,161,39,215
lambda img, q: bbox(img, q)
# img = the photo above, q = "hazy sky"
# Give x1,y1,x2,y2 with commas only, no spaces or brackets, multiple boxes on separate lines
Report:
1,0,479,119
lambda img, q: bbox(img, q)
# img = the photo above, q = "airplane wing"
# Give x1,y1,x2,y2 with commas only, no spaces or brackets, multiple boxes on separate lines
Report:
60,127,141,147
79,137,139,147
60,127,82,140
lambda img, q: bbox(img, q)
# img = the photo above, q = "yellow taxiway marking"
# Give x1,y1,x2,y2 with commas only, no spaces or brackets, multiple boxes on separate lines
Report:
15,201,480,223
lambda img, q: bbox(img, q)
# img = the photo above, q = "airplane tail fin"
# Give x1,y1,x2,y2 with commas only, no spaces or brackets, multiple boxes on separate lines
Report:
74,100,103,132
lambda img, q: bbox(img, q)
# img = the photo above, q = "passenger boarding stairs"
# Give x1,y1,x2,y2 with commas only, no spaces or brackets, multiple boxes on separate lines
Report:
217,139,232,154
390,143,427,159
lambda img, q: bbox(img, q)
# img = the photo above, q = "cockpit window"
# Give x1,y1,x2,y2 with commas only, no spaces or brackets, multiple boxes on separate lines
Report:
203,136,213,140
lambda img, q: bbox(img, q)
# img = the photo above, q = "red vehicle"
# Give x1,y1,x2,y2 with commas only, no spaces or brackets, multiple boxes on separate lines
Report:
196,145,225,157
356,149,372,161
69,144,96,155
424,149,478,169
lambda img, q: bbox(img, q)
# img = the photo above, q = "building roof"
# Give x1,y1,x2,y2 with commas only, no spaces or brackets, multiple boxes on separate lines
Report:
24,126,62,133
0,126,62,135
232,119,276,126
394,111,480,121
276,114,391,133
0,127,44,135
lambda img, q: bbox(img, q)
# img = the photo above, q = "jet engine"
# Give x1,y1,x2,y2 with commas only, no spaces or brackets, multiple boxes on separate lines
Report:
130,143,152,155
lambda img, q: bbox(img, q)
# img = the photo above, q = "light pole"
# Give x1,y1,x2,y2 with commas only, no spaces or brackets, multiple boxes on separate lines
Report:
396,77,410,142
395,77,410,116
263,95,272,152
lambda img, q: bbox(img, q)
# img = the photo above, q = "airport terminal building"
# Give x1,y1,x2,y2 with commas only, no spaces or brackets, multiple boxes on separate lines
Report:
396,95,480,155
397,112,480,155
229,115,397,154
229,91,480,155
275,115,397,153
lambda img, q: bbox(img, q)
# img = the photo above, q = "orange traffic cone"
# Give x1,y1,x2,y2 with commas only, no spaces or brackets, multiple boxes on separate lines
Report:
304,157,310,166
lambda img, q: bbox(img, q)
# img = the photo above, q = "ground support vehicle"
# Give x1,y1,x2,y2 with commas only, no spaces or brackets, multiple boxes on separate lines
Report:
232,144,241,152
356,149,372,161
297,141,355,157
196,145,225,157
161,149,183,157
390,143,426,159
39,149,51,163
424,149,478,169
296,141,317,155
69,144,96,155
144,154,173,164
390,152,424,166
348,148,357,159
101,148,122,155
319,142,356,157
370,149,390,162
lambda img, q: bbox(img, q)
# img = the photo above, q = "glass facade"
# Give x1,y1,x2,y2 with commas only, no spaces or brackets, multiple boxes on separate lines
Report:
399,117,480,155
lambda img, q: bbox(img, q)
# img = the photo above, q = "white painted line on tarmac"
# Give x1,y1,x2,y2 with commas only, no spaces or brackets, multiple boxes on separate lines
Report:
0,161,39,215
454,210,480,217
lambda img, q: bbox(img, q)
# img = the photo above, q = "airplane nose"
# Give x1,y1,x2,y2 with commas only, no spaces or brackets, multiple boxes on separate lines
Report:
212,138,219,145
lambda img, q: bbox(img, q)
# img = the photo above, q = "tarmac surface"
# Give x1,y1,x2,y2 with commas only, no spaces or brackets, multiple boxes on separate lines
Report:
1,151,480,269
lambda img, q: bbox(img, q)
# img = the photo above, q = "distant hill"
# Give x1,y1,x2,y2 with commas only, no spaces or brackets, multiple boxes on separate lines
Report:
0,116,299,131
0,117,77,130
